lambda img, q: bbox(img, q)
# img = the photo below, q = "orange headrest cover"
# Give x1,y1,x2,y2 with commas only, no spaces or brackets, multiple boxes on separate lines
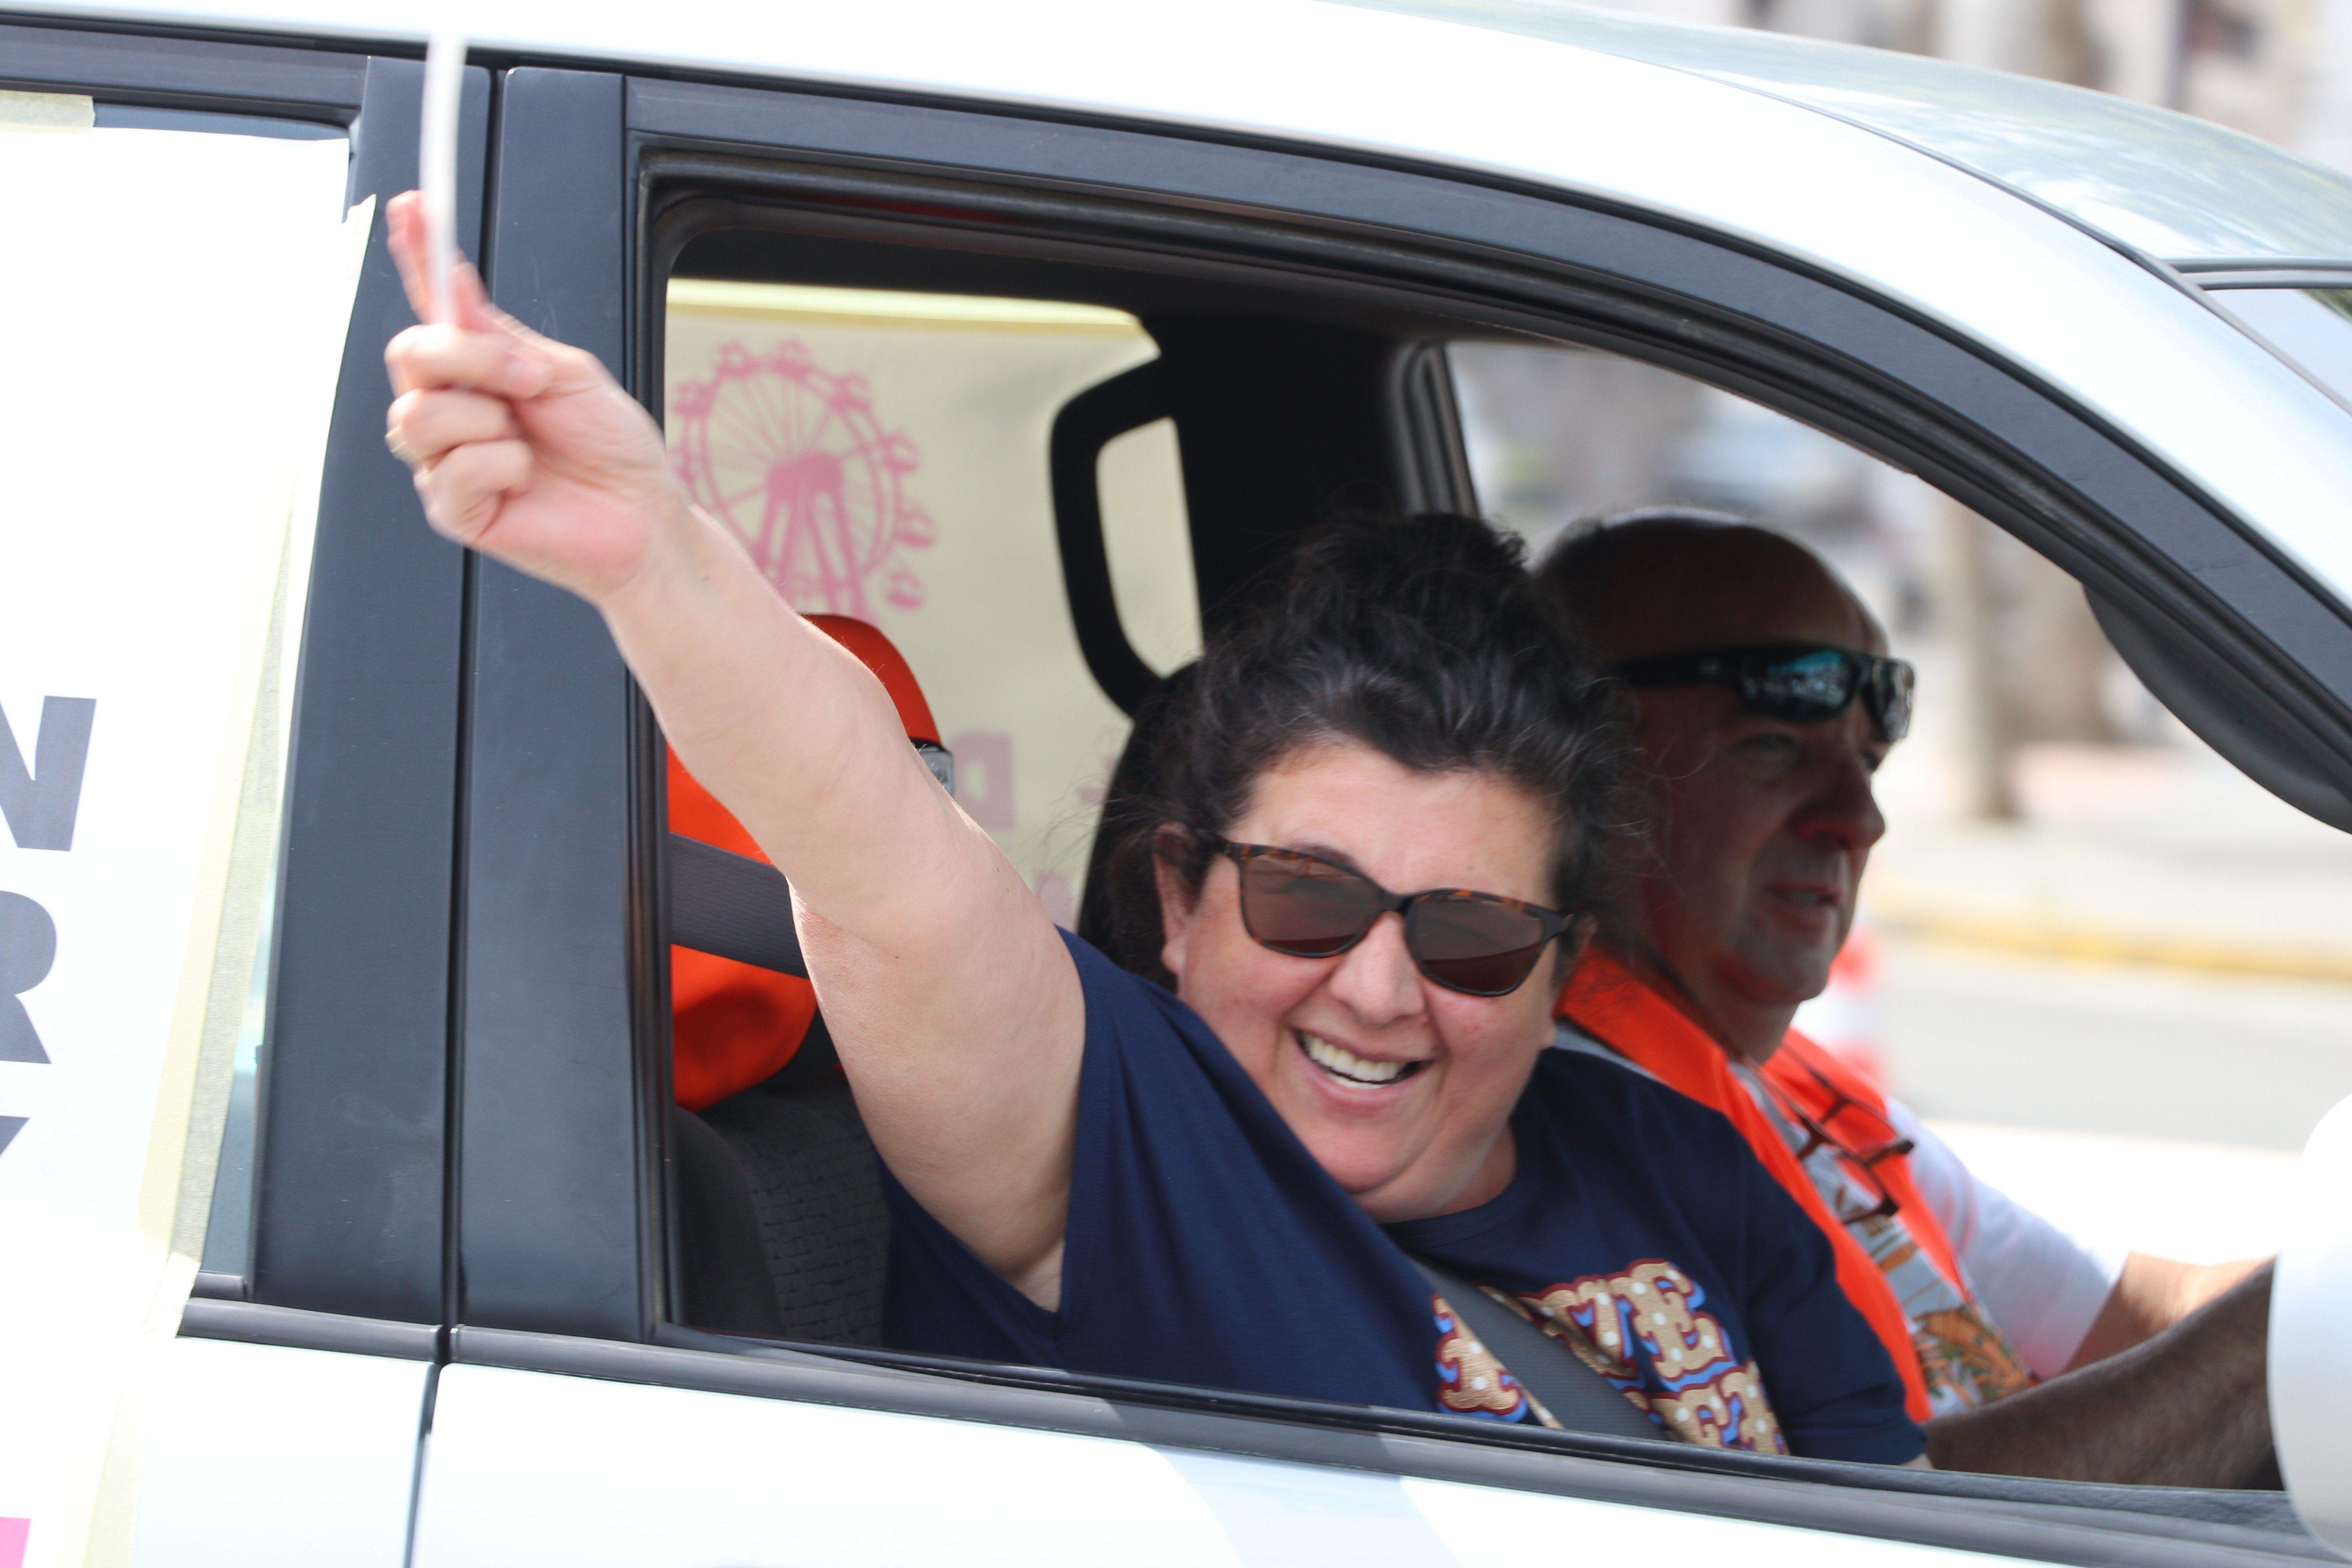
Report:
670,613,938,1111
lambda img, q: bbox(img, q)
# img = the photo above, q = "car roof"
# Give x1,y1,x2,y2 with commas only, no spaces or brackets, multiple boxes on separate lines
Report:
35,0,2352,267
24,0,2352,597
29,0,2352,267
1341,0,2352,265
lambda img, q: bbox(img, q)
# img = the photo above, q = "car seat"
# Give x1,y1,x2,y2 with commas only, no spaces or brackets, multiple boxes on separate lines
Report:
669,614,944,1344
1074,662,1192,984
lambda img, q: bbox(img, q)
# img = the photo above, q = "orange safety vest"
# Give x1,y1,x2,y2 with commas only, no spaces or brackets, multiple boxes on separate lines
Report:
1558,950,1956,1422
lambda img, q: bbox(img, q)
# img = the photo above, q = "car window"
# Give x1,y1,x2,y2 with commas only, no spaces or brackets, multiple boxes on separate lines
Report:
663,279,1196,920
1454,336,2352,1271
2212,287,2352,408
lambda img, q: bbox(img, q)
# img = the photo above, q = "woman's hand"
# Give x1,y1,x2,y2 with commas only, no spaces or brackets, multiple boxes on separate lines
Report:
381,191,680,603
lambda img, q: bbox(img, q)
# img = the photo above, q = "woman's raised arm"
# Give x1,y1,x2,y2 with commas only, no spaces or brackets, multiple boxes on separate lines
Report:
380,194,1083,1305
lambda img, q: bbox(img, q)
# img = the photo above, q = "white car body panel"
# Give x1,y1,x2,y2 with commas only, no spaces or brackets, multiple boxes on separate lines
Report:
408,1364,2018,1566
1,2,2340,1561
127,1337,425,1568
20,0,2352,608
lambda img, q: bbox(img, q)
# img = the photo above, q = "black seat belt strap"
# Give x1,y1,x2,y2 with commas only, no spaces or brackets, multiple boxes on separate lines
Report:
671,832,805,976
1408,1257,1666,1442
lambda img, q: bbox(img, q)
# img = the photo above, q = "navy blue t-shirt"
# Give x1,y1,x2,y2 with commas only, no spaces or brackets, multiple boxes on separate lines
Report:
883,933,1922,1463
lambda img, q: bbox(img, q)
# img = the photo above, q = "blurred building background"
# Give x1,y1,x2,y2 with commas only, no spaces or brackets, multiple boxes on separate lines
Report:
1452,0,2352,1261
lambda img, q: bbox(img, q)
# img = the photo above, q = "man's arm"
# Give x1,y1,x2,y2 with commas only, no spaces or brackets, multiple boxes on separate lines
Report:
380,194,1083,1306
1924,1264,2273,1486
2067,1254,2269,1371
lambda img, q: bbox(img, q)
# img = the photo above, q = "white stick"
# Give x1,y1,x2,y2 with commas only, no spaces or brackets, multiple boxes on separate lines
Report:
420,28,465,324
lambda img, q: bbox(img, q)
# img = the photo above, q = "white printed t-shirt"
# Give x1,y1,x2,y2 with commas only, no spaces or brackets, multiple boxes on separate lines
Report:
1884,1100,2125,1379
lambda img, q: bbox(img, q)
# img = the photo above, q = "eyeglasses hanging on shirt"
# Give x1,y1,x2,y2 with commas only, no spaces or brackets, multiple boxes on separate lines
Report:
1752,1054,1916,1226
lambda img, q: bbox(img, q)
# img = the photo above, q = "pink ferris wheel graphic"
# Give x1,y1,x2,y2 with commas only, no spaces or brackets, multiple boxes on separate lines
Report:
671,339,933,617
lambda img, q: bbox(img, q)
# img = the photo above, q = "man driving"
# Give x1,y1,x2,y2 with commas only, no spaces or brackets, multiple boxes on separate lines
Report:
1535,508,2273,1485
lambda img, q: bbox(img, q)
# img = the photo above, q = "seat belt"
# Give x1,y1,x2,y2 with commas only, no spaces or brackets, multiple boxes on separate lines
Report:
671,832,805,976
1408,1257,1666,1442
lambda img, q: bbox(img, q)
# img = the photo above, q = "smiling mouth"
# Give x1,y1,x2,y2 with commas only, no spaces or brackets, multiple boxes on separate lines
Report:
1297,1031,1428,1087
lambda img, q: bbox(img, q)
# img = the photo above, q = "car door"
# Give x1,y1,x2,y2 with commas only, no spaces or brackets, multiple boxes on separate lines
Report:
0,22,489,1568
387,58,2352,1567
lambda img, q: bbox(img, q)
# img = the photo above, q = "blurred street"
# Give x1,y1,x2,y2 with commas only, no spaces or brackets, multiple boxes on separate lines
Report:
1884,939,2352,1152
1863,739,2352,1262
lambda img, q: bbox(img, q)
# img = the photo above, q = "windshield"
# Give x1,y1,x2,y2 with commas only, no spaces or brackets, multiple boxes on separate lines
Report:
2214,287,2352,406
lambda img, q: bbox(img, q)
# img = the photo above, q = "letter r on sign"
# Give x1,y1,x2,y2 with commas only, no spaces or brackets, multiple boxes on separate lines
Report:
0,696,95,851
0,892,55,1063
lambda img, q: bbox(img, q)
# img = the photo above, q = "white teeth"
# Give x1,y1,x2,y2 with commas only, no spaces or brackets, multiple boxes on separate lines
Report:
1299,1032,1416,1085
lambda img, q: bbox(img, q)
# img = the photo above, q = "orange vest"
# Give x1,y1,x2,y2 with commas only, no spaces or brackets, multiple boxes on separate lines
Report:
1558,951,1965,1423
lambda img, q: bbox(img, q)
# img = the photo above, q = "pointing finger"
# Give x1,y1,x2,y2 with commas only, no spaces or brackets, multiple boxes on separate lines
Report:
388,189,495,330
387,191,437,325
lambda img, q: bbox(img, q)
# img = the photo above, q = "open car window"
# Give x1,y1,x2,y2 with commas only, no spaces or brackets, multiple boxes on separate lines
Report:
653,238,2335,1397
1455,337,2352,1272
588,99,2341,1558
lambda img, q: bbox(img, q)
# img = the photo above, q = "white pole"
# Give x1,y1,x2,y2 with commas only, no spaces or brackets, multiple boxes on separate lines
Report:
420,28,466,324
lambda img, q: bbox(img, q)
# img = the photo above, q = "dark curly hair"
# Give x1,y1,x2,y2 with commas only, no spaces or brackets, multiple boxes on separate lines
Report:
1078,512,1632,986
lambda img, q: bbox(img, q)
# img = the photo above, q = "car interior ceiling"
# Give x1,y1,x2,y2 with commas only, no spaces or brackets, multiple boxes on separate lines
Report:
651,217,2315,1532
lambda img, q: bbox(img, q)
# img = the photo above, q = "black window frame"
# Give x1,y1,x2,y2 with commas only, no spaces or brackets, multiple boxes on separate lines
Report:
149,44,2345,1563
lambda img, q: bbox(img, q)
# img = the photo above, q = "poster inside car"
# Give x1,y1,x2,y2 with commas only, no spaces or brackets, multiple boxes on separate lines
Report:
0,101,365,1568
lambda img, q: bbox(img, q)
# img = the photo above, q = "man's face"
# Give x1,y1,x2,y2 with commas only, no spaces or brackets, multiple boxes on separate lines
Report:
1581,529,1891,1056
1629,676,1886,1034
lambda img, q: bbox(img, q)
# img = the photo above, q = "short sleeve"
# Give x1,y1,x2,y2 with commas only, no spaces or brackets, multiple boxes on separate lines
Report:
1728,1145,1927,1464
885,931,1441,1413
1890,1100,2123,1378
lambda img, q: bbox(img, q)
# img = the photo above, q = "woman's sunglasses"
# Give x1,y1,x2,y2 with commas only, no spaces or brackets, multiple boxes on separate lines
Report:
1210,839,1575,997
1610,642,1915,743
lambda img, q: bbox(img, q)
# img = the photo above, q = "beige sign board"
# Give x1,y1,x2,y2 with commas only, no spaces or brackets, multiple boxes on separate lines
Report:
0,115,366,1568
665,280,1201,919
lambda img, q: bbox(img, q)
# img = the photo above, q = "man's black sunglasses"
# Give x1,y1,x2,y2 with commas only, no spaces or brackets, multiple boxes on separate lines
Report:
1610,643,1915,743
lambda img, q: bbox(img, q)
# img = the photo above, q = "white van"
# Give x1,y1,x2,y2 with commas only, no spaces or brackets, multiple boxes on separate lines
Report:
7,1,2352,1563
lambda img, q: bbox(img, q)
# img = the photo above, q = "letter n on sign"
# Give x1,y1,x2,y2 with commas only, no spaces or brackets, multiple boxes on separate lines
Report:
0,697,96,852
